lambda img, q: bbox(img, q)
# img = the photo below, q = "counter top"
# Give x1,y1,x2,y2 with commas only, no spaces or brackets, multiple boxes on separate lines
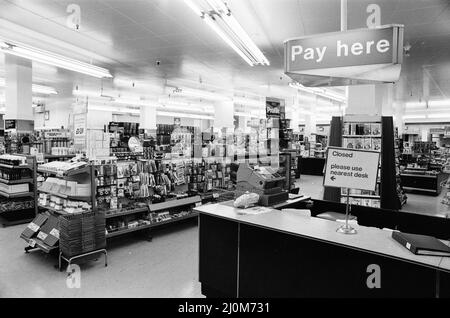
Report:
195,203,450,272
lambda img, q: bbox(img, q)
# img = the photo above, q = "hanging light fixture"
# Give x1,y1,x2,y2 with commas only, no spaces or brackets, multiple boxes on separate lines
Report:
183,0,269,66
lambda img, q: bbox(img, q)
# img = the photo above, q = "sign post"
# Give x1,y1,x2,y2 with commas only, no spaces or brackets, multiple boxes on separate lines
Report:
324,147,380,234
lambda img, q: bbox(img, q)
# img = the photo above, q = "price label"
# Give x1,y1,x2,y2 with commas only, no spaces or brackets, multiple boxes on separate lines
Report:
37,231,48,241
50,228,60,239
29,239,36,248
27,222,40,233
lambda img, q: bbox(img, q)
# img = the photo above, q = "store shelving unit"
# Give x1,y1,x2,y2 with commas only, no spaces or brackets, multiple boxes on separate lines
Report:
324,115,403,210
37,164,96,216
279,152,295,191
106,195,201,239
0,156,38,227
394,138,407,206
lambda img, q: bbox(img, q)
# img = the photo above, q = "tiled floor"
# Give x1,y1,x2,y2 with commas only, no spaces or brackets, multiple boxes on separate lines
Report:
0,221,203,298
1,175,448,298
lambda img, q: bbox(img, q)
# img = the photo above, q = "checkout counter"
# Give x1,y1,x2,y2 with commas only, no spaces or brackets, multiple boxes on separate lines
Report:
196,200,450,298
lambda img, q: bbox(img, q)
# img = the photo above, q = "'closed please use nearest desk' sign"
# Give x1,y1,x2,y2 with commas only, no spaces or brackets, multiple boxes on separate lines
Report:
284,25,404,86
324,147,380,191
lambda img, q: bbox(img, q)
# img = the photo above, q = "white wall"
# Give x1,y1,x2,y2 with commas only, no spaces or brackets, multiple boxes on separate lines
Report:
34,97,72,129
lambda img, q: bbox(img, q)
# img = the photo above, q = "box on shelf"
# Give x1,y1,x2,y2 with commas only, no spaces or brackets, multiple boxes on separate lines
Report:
0,182,29,194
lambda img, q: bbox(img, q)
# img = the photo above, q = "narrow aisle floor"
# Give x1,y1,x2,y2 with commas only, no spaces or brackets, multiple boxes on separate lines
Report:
0,222,202,298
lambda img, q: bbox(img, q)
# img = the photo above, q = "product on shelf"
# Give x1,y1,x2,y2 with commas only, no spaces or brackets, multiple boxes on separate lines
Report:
0,154,28,166
38,193,92,214
39,160,87,174
39,177,91,197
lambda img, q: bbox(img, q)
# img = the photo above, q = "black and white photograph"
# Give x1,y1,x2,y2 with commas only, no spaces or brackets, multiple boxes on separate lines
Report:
0,0,450,305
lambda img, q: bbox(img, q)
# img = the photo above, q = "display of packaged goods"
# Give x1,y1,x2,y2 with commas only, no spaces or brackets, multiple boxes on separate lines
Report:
0,167,32,181
0,197,35,212
0,154,28,166
0,182,29,194
21,213,49,239
39,160,87,174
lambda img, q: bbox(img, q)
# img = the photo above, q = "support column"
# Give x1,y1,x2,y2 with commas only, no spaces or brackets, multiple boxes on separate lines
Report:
304,95,317,142
5,55,33,120
139,105,157,130
214,101,234,129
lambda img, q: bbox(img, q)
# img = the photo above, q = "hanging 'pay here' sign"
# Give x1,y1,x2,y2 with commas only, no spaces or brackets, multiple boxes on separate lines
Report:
324,147,381,191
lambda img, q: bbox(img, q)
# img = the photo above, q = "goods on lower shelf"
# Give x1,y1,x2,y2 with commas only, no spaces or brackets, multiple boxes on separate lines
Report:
0,154,28,166
340,117,381,207
395,138,407,207
38,193,92,214
0,197,35,212
0,155,38,226
325,115,402,210
340,188,380,208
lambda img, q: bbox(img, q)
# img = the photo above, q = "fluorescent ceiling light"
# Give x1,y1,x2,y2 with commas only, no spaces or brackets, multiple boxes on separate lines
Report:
89,105,140,114
428,100,450,107
403,114,426,119
428,113,450,119
32,84,58,95
0,78,57,95
405,101,426,108
113,98,157,107
157,110,214,120
233,97,264,108
160,104,213,114
0,38,112,78
184,0,269,66
167,86,230,101
290,82,346,103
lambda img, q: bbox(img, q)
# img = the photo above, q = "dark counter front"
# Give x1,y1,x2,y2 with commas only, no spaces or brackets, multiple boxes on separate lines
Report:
197,204,450,298
400,173,447,195
299,157,325,176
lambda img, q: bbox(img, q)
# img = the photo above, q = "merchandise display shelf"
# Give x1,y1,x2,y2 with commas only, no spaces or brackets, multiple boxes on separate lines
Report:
0,190,33,198
106,224,152,238
150,212,199,228
106,212,199,238
43,154,76,159
0,177,34,184
21,235,58,254
38,204,69,215
37,188,92,202
104,206,149,219
38,165,90,177
343,194,381,199
342,135,382,138
148,195,201,212
0,216,35,227
0,163,32,169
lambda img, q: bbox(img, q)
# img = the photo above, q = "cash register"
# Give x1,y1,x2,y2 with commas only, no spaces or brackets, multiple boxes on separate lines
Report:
235,164,289,206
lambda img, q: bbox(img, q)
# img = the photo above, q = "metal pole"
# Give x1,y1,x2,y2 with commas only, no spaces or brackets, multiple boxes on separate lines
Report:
341,0,347,31
345,187,350,229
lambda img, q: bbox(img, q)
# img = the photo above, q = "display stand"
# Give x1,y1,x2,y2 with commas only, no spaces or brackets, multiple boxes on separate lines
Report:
58,248,107,271
336,187,357,234
324,116,402,210
0,155,38,227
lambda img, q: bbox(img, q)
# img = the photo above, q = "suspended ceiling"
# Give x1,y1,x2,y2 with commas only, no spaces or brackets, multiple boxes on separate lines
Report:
0,0,449,103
